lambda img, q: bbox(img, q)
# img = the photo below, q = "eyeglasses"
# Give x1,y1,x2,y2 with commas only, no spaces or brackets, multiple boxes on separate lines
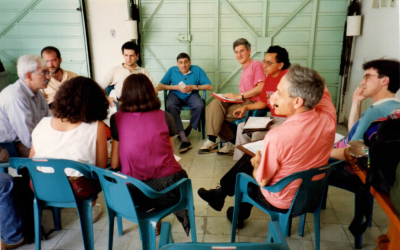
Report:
363,74,380,81
34,71,51,77
262,60,278,66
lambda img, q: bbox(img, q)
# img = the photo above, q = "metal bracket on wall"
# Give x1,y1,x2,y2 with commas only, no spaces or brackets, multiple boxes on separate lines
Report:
177,34,191,42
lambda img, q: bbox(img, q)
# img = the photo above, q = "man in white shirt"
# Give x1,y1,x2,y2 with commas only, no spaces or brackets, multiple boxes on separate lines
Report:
100,42,157,105
41,46,78,106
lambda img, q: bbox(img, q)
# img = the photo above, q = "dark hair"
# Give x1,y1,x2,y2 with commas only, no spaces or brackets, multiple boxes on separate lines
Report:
41,46,61,58
177,53,190,61
363,59,400,94
267,46,291,70
121,41,140,55
233,38,251,50
119,74,160,112
286,64,325,110
51,77,109,123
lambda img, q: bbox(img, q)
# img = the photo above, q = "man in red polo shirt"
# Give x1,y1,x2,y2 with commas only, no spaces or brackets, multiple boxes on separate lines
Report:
232,46,290,159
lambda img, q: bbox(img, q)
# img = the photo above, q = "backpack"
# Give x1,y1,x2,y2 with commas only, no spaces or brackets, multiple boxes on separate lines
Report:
364,117,400,195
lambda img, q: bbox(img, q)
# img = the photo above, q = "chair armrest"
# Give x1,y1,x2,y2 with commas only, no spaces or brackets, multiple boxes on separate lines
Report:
237,172,296,194
252,108,270,117
0,163,10,169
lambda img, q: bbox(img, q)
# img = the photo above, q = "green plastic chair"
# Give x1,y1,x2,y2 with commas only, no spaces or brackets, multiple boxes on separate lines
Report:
9,158,98,250
231,161,343,250
89,165,197,250
163,90,206,140
158,222,290,250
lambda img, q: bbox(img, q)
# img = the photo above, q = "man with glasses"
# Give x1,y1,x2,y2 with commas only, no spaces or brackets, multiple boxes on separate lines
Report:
231,46,291,160
41,46,78,106
0,55,51,249
200,38,265,155
330,59,400,160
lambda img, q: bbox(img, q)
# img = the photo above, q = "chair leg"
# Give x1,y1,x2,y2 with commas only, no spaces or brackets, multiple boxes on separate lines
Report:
117,216,123,235
286,215,292,237
52,207,62,231
34,199,43,250
187,198,197,242
298,214,306,237
368,194,374,227
107,209,116,250
138,220,157,250
76,199,95,250
313,211,321,250
230,199,242,242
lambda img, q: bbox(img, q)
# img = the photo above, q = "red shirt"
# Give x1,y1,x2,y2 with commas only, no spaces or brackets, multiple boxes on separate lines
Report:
259,69,289,117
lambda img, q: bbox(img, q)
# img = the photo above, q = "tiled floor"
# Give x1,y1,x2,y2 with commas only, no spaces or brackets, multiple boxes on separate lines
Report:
11,124,389,250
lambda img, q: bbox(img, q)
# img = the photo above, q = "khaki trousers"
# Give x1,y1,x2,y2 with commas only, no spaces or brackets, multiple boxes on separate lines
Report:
233,117,287,160
206,98,254,142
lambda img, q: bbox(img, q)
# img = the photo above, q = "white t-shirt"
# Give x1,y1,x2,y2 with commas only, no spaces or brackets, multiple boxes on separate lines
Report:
32,117,98,177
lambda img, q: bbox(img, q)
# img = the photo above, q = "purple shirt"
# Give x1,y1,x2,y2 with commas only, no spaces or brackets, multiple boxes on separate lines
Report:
115,109,182,180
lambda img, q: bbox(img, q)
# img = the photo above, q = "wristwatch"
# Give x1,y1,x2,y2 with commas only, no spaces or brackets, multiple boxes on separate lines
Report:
240,93,245,100
195,85,199,91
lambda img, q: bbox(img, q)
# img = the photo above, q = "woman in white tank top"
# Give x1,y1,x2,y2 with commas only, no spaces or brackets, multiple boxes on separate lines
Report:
29,76,110,223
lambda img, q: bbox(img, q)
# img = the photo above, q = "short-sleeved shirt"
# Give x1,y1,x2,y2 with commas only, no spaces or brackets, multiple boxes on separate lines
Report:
349,98,400,141
160,65,212,101
0,79,51,148
100,64,155,98
41,68,78,104
259,69,288,117
256,88,336,209
239,60,265,102
110,111,177,140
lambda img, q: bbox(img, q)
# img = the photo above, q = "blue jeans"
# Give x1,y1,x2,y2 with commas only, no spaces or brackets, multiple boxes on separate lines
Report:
166,92,204,132
0,173,23,244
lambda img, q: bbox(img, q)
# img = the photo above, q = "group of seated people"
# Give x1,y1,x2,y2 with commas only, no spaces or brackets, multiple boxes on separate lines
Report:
0,37,399,249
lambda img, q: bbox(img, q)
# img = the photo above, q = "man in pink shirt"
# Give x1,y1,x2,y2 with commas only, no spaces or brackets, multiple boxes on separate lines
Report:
199,38,266,155
198,65,336,228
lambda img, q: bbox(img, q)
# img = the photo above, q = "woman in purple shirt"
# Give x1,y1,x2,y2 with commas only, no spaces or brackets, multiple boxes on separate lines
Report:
109,73,190,235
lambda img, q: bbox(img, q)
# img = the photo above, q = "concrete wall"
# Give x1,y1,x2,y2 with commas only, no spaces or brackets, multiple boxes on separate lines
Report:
85,0,130,83
344,0,399,121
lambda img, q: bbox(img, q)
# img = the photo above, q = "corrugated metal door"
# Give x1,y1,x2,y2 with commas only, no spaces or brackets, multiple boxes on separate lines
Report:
139,0,348,110
0,0,91,83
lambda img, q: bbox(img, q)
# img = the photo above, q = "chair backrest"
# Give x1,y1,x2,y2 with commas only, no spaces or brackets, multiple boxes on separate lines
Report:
90,166,140,220
105,85,115,96
0,141,17,158
9,158,93,203
264,162,339,216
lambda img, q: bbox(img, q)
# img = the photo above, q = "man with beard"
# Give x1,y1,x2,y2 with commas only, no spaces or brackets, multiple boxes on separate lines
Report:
41,46,78,106
0,55,52,249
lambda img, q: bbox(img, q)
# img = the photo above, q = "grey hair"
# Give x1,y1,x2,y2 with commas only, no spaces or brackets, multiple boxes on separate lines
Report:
233,38,251,51
17,54,47,80
285,64,325,110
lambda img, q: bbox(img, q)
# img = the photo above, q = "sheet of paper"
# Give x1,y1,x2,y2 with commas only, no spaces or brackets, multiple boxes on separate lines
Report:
213,93,240,102
243,117,273,130
174,154,181,162
335,133,345,143
242,140,264,156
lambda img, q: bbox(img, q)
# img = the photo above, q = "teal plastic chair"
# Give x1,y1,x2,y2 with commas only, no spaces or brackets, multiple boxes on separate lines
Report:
9,158,98,250
0,142,17,173
105,85,118,111
90,166,197,250
158,222,290,250
164,90,206,140
231,161,343,250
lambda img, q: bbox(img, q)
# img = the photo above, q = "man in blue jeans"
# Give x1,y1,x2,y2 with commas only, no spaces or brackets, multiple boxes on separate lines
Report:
0,173,24,249
157,53,213,153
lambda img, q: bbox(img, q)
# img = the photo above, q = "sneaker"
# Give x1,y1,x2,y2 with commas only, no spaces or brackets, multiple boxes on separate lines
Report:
179,141,192,153
226,206,244,229
197,187,225,211
217,142,235,155
198,140,218,154
92,204,102,223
